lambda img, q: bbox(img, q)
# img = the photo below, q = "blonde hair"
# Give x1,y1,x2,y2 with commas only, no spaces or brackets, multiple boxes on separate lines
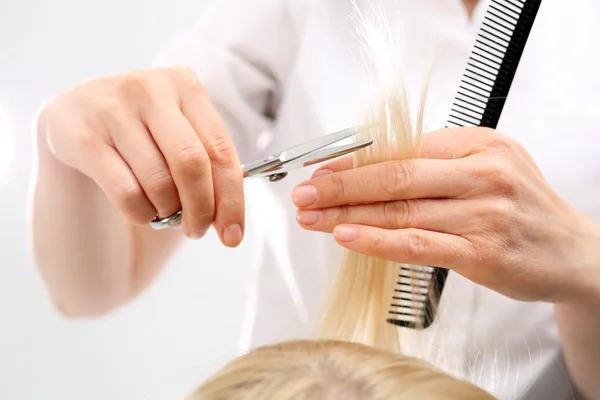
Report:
186,340,493,400
318,2,434,352
317,74,430,352
187,4,464,400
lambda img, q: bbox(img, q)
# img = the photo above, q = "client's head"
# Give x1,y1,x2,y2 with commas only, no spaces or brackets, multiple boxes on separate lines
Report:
187,339,494,400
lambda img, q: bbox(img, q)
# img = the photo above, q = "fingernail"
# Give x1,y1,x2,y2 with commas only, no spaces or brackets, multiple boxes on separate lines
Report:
292,185,318,207
312,169,333,178
223,224,242,247
334,226,356,242
188,228,207,240
296,210,322,225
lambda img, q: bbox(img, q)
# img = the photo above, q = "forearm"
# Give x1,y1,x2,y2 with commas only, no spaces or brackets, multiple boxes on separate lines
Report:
555,301,600,400
30,110,185,316
554,228,600,400
30,114,136,316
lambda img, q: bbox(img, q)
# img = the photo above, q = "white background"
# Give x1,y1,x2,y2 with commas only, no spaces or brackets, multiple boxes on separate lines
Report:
0,1,254,399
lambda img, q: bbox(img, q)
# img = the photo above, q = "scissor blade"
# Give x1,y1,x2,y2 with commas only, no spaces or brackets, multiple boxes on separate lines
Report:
251,140,372,178
279,127,358,163
242,156,281,178
297,140,373,167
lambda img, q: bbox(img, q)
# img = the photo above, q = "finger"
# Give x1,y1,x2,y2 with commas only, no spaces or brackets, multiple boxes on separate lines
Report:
109,117,181,219
311,127,478,179
90,145,157,225
311,127,499,172
292,158,471,209
332,225,476,269
420,128,473,159
145,106,214,239
309,127,496,190
296,199,465,234
311,129,467,178
181,86,245,247
311,155,354,178
421,127,512,159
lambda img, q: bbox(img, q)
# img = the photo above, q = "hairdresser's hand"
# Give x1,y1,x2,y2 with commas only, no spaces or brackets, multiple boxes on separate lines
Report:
292,127,600,304
42,67,244,245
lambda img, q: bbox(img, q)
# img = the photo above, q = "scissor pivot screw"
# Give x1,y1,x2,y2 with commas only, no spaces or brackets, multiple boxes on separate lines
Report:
268,172,288,182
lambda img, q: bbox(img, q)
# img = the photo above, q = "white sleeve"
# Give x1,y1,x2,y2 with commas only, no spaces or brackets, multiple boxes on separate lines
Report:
153,0,300,162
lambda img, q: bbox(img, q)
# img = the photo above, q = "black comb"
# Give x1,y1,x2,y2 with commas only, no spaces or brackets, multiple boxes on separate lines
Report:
387,0,543,329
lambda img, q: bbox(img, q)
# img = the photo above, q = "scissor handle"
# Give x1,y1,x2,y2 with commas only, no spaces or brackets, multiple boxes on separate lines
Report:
150,211,182,230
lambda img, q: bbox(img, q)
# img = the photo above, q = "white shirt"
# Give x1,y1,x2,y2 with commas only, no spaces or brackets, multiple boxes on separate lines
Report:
155,1,600,399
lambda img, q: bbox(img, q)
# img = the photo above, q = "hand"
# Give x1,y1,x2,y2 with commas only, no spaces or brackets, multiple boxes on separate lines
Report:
292,127,600,304
40,67,244,245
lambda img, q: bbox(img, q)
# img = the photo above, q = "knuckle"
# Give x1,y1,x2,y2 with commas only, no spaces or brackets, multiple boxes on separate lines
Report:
370,232,388,254
87,100,124,131
115,71,157,102
74,131,104,155
166,66,206,99
380,161,414,198
175,145,210,177
206,131,237,166
405,230,428,259
112,184,147,217
185,77,206,97
337,205,350,223
145,168,176,196
383,201,412,228
491,198,513,217
485,198,514,226
475,162,515,194
329,173,347,203
169,66,202,85
485,131,517,153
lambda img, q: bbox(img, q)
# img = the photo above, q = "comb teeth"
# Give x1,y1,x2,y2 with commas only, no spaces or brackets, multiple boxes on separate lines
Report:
448,0,542,129
389,0,543,330
387,266,446,329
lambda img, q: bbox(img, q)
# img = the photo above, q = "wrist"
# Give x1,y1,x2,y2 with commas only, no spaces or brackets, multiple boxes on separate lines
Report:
560,220,600,309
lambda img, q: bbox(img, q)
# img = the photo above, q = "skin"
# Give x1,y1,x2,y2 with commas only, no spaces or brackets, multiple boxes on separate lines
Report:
292,127,600,400
31,67,245,315
29,0,599,397
30,0,478,319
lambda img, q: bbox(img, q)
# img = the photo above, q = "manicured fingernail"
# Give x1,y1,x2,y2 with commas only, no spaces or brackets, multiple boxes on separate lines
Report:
223,224,242,247
334,226,356,242
188,228,207,240
296,210,322,225
292,185,318,207
312,169,333,178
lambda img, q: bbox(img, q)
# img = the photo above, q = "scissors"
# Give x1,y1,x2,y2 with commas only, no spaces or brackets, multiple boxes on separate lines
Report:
149,127,372,230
